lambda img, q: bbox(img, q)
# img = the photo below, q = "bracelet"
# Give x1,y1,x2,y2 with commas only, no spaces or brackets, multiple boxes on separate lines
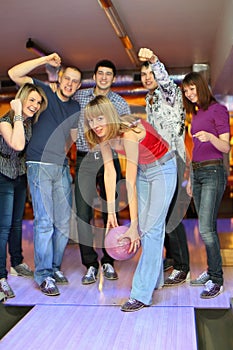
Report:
13,115,24,122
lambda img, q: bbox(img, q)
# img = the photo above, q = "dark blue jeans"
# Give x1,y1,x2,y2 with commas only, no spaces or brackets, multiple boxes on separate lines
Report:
165,154,190,273
0,173,27,279
191,164,227,286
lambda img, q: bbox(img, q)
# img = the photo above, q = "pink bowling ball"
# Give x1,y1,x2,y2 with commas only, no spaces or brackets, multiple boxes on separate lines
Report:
105,225,138,261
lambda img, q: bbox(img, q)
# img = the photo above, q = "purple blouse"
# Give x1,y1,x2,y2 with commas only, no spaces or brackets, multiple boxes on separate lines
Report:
191,102,230,162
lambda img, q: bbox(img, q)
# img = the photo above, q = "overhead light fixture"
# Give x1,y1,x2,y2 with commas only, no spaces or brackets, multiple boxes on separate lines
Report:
98,0,140,67
98,0,126,37
26,38,48,57
192,63,209,72
192,63,210,83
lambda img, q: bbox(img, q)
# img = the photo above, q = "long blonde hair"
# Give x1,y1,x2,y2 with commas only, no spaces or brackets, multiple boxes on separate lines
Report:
9,83,48,123
84,95,140,148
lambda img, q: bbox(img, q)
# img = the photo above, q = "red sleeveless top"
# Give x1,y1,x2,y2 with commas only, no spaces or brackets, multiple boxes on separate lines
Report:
117,119,168,164
138,119,168,164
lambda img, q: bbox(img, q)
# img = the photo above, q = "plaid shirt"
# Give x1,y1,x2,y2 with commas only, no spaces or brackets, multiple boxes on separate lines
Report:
73,87,130,151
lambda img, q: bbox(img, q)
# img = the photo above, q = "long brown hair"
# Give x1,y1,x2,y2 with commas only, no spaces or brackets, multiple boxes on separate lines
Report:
182,72,216,114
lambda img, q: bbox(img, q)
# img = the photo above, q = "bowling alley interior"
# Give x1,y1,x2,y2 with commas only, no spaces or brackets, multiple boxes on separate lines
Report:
1,1,233,350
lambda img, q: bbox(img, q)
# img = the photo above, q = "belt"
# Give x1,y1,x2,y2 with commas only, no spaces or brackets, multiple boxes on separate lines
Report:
77,150,102,160
139,151,175,170
192,159,223,170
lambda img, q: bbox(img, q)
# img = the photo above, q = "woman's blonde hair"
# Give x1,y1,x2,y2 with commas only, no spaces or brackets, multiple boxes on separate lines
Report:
84,95,140,148
9,83,48,123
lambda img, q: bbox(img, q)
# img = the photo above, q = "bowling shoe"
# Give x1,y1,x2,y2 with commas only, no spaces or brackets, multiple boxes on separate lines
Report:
164,269,190,286
121,298,147,312
103,263,118,280
82,266,98,285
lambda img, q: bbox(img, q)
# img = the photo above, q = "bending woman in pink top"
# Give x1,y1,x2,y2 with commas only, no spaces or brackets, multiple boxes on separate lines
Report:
182,72,230,298
84,95,177,312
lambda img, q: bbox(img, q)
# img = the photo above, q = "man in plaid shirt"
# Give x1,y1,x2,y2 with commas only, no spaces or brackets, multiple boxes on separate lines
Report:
73,60,130,285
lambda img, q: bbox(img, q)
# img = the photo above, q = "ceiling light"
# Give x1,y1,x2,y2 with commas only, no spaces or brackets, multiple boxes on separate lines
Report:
98,0,140,67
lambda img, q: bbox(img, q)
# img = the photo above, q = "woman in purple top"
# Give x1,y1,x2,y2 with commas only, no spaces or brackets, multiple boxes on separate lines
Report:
182,72,230,299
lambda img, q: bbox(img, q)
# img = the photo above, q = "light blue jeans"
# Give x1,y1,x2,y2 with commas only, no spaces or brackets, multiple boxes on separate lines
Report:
130,154,177,305
27,162,72,285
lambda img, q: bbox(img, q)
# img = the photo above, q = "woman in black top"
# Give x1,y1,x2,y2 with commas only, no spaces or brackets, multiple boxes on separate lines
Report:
0,83,47,300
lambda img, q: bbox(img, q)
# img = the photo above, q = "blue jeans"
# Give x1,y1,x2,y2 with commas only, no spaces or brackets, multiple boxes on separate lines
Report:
130,154,177,305
191,164,227,286
0,173,27,279
27,162,72,285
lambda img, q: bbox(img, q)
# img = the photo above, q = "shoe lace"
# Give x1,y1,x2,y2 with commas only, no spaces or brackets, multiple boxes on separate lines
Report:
197,271,208,280
0,279,11,292
86,267,96,278
22,263,31,269
55,271,64,278
45,277,56,288
104,263,114,273
168,269,180,280
204,280,215,291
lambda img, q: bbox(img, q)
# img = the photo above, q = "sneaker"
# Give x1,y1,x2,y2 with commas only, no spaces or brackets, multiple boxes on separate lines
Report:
82,266,98,285
190,271,210,286
10,263,33,278
0,278,15,298
200,280,223,299
163,258,174,272
164,269,190,286
54,271,69,284
103,263,118,280
121,298,147,312
40,277,60,296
